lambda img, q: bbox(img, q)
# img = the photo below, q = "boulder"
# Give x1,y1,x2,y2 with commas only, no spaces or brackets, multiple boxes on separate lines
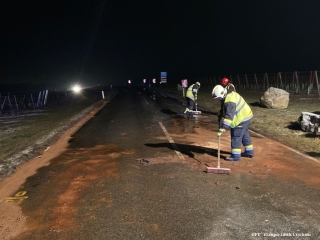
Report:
260,87,289,109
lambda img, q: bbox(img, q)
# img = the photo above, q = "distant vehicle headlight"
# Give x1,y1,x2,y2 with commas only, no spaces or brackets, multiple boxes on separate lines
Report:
72,85,81,93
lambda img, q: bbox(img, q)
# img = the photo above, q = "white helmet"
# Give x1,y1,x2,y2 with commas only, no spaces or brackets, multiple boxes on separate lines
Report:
212,85,227,99
195,81,200,87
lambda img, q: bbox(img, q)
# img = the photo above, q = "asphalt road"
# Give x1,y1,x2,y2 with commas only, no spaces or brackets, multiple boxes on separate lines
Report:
4,86,320,239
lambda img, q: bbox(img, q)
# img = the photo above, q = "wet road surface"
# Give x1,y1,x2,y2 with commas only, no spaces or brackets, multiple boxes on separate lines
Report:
1,87,320,239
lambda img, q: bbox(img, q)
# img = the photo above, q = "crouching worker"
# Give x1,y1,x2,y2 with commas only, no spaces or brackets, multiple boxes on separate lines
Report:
212,85,254,161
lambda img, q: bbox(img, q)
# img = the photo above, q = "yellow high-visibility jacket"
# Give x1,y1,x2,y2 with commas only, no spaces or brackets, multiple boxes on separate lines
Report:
222,91,253,128
186,84,198,100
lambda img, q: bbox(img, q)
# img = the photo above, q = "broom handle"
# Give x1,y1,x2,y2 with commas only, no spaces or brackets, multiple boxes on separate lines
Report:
218,135,221,168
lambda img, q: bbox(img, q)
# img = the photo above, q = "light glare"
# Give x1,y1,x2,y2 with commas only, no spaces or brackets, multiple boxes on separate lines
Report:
72,85,81,93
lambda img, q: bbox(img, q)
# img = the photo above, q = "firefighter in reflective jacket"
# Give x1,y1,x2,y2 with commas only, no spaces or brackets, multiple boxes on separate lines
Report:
212,85,254,161
184,82,200,119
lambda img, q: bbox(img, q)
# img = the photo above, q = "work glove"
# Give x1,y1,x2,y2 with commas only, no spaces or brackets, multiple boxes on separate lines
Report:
217,128,226,137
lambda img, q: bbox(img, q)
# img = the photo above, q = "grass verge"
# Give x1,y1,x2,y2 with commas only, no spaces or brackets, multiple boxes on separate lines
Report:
0,88,116,180
162,86,320,159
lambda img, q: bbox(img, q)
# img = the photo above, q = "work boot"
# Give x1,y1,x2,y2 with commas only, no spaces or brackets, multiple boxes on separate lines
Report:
241,150,254,158
189,112,194,119
225,154,241,161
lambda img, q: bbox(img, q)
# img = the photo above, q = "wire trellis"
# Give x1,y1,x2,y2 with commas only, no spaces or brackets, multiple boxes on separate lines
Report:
196,71,320,97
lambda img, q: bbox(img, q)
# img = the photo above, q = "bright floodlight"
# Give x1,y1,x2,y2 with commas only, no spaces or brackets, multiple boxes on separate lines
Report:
72,85,81,93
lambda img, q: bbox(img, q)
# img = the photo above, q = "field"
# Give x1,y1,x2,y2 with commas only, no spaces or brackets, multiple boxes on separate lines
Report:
0,88,116,181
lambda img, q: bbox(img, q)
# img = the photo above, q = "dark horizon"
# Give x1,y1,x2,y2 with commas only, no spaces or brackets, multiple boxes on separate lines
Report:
2,0,320,89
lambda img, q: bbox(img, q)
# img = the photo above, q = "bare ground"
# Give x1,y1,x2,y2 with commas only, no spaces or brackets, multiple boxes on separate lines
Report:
0,100,108,239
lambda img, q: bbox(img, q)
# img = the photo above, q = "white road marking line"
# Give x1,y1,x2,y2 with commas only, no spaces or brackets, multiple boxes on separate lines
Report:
249,129,265,138
143,97,149,104
158,122,185,160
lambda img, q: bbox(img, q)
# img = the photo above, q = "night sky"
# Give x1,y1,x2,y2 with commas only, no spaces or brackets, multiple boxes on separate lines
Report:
2,0,320,89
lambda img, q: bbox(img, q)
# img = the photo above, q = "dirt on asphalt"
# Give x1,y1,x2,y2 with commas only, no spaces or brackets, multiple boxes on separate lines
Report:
1,98,320,239
0,100,108,239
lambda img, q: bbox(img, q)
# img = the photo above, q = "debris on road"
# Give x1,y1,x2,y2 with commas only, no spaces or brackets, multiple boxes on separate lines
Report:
136,158,150,164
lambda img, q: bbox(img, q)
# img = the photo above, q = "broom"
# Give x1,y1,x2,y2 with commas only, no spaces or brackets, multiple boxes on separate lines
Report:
191,100,201,115
206,135,231,174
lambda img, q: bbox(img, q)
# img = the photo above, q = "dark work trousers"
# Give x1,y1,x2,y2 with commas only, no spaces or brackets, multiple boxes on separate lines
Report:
230,120,252,153
187,97,195,118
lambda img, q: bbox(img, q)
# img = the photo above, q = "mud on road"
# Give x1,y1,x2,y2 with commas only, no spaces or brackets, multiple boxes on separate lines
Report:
0,100,108,239
0,89,320,239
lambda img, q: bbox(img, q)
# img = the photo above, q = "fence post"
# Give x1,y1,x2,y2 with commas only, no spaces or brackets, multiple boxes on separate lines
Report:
309,71,313,85
8,96,14,114
277,72,283,89
315,71,320,99
41,90,46,105
237,75,240,88
14,95,19,113
245,74,249,89
0,96,7,115
30,94,36,111
263,73,269,89
37,92,41,107
229,75,234,87
44,90,48,105
254,74,259,90
292,72,295,91
294,71,300,94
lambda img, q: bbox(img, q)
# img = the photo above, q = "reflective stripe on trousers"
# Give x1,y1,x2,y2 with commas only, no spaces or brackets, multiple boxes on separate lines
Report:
230,120,253,152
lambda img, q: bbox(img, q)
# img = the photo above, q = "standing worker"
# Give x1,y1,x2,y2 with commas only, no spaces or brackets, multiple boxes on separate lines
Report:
184,82,201,119
212,85,254,161
218,78,236,126
221,77,236,93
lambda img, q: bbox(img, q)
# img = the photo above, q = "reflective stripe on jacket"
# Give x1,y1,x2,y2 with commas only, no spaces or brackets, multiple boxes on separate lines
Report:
222,92,253,128
186,84,197,100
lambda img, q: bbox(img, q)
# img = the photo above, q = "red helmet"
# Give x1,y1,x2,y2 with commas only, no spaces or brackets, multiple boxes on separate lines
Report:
221,77,229,85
